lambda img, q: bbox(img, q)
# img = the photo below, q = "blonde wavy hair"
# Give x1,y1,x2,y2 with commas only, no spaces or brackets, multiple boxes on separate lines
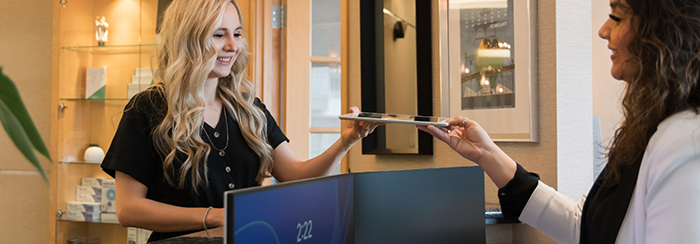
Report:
152,0,273,191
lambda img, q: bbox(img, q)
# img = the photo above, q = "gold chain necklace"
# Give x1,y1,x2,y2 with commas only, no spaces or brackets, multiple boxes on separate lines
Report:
203,109,229,157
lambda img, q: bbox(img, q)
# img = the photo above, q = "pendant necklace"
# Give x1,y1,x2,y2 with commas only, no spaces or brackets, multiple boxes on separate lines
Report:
203,109,229,157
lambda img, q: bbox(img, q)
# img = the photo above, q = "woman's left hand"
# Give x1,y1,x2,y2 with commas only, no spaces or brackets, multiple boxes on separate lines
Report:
340,106,384,147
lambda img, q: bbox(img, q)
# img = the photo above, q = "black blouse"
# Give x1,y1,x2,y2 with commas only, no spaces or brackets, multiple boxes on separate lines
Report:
101,90,289,242
498,163,640,244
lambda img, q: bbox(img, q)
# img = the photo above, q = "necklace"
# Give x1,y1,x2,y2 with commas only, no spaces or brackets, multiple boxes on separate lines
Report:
203,109,229,157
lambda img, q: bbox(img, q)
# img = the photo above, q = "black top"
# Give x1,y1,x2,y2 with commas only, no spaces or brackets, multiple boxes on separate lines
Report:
498,163,640,244
101,90,288,242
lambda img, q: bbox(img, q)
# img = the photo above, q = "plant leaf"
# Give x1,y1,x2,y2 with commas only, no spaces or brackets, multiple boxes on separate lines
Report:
0,99,48,183
0,68,52,163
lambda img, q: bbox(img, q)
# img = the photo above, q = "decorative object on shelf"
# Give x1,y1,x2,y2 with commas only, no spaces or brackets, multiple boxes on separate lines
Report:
83,144,105,163
128,68,155,98
0,68,52,184
86,67,106,99
94,16,109,46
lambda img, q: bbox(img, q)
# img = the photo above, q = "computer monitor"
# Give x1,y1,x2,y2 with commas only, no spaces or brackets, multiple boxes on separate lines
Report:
224,174,354,244
224,166,485,244
353,166,485,244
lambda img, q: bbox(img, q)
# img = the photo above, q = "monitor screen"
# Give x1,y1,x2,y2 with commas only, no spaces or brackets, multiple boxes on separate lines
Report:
225,174,354,244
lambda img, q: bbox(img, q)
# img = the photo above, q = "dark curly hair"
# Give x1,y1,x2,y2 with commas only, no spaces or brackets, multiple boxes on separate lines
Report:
604,0,700,185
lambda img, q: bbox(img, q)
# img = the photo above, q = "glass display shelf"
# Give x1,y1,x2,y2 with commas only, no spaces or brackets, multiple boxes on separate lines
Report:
60,44,156,54
57,217,119,225
59,161,102,165
60,98,131,102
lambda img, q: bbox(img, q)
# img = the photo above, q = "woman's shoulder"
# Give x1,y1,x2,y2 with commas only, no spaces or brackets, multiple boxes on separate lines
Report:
124,86,167,126
654,110,700,140
644,109,700,171
127,87,167,113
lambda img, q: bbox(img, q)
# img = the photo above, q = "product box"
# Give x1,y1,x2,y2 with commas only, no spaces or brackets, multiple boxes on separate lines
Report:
127,227,153,244
76,186,102,203
81,177,111,187
86,67,106,99
67,202,102,213
127,68,156,98
127,227,138,244
138,228,153,244
101,178,117,213
65,210,100,222
101,212,118,223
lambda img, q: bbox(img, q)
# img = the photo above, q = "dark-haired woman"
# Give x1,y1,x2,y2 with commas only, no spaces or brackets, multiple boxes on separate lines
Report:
419,0,700,243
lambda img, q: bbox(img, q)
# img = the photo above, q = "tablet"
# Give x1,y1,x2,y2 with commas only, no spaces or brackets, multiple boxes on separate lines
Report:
338,112,449,127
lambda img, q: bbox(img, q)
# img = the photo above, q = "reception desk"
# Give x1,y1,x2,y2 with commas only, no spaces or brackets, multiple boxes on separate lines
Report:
156,166,494,244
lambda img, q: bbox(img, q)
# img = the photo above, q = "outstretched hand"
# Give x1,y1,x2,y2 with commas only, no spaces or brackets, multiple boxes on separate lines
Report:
340,106,384,147
417,117,495,164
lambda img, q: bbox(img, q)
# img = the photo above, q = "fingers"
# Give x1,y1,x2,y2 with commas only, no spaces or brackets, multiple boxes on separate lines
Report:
445,116,469,127
417,125,451,143
348,106,360,115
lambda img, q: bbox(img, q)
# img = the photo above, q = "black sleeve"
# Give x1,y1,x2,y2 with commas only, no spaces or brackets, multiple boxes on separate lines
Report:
101,94,163,187
498,163,540,222
253,97,289,149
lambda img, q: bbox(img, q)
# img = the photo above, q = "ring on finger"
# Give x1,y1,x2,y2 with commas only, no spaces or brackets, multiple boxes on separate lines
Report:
459,118,469,127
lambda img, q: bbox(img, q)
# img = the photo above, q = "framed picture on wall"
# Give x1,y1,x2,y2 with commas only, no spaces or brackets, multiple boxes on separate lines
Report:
440,0,538,142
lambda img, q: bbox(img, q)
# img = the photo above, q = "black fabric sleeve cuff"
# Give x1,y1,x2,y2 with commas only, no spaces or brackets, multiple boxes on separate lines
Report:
498,163,540,222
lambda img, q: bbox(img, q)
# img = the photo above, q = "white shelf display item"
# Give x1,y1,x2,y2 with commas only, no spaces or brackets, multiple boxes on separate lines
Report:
128,68,155,98
101,178,117,222
128,227,153,244
86,67,106,99
76,185,102,203
65,202,101,222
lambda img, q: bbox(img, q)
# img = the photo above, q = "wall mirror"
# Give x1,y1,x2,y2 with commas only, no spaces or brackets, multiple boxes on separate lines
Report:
360,0,434,155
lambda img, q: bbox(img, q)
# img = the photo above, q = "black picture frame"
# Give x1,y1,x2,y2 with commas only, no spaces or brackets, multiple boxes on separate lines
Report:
360,0,434,155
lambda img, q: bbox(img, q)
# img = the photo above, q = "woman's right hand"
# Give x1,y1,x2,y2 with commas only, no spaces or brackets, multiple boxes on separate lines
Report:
418,117,518,188
417,117,495,165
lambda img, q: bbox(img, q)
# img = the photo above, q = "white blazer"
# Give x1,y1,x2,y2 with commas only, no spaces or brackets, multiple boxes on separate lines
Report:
517,110,700,244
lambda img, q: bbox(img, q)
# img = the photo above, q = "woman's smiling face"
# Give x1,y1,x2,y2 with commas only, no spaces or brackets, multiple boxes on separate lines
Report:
208,2,243,79
598,0,635,82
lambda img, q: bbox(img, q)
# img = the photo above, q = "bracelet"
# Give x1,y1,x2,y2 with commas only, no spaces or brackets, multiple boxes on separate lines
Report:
203,206,213,238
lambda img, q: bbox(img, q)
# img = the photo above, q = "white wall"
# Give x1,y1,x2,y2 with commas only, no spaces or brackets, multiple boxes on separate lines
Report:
556,0,594,199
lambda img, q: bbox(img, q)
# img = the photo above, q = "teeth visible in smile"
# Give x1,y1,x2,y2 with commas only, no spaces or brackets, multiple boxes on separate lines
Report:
217,57,232,62
612,50,618,54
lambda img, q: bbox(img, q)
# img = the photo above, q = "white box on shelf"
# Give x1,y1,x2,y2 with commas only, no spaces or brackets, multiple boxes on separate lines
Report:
131,75,153,85
134,68,152,77
67,202,102,213
76,186,102,203
101,212,118,223
86,67,106,99
65,210,100,222
138,228,153,244
128,227,138,244
102,178,117,213
127,83,149,99
81,177,110,187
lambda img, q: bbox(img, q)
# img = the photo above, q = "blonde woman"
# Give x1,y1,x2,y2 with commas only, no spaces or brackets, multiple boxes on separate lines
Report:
101,0,379,241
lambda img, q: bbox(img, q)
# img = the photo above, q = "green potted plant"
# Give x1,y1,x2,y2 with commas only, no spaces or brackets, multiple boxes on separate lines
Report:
0,68,52,184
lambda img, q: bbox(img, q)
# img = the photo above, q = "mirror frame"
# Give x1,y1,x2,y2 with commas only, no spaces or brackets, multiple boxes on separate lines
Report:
360,0,434,155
